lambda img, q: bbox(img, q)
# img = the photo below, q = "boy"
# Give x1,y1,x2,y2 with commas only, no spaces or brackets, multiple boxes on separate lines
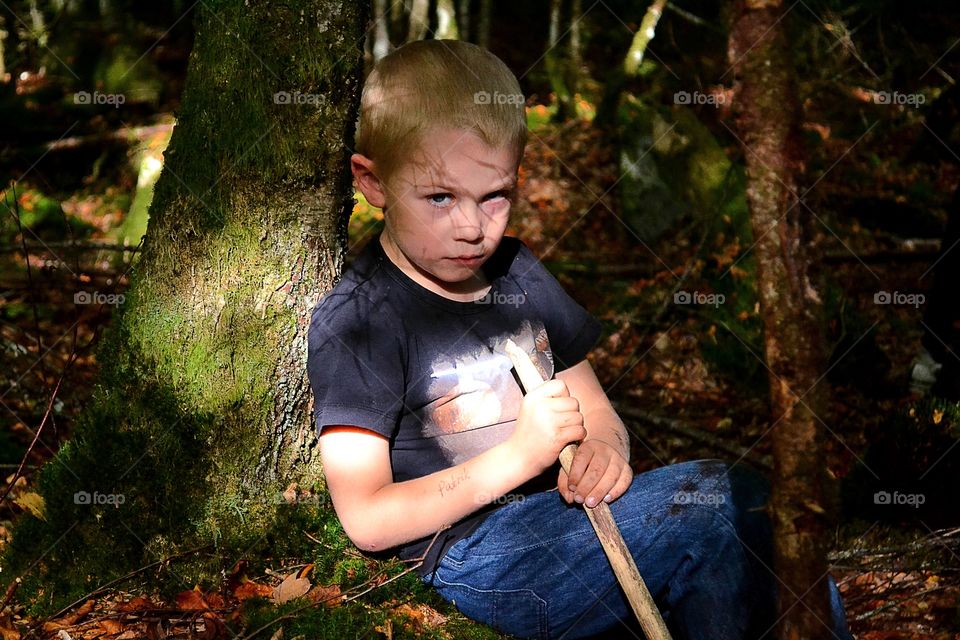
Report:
308,40,852,639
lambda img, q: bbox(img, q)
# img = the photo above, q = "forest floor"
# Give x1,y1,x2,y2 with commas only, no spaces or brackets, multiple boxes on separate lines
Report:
1,88,959,638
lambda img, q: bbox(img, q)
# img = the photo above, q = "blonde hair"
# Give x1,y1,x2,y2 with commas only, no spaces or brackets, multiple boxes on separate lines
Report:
356,40,527,185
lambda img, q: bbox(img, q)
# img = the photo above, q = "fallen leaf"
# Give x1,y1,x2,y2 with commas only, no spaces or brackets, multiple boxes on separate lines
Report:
59,599,96,625
0,615,21,640
13,492,45,521
391,602,447,630
97,619,124,635
176,586,210,611
271,565,312,604
117,596,155,612
233,581,273,601
201,612,228,640
306,583,342,607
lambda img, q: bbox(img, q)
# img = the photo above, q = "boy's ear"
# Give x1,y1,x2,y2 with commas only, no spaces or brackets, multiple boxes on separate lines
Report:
350,153,387,209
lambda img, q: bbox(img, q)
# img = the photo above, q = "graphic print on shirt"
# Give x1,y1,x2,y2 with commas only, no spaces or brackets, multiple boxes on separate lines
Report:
419,320,554,465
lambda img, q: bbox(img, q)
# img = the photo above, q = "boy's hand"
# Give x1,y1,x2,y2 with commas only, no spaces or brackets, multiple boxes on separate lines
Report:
558,439,633,508
508,379,587,475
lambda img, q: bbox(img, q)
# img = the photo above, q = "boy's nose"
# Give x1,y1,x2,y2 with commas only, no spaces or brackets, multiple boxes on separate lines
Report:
451,202,484,242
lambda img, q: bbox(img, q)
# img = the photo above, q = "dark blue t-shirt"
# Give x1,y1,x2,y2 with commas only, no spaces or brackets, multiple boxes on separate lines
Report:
307,235,602,575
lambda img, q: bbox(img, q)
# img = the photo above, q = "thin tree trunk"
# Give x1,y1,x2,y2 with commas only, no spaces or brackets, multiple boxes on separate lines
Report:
457,0,471,41
389,0,409,46
729,1,833,638
5,0,368,604
624,0,666,76
372,0,391,61
546,0,572,121
595,0,668,130
477,0,491,49
0,16,6,81
436,0,459,39
408,0,430,42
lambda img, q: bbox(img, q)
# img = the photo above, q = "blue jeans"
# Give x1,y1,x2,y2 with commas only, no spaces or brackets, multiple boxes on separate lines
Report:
421,460,853,639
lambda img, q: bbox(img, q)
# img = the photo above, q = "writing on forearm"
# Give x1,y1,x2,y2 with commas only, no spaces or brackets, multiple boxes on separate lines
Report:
438,467,471,497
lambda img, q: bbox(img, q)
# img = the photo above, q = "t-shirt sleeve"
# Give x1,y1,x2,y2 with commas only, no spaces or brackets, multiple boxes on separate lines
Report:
307,292,405,438
510,240,603,372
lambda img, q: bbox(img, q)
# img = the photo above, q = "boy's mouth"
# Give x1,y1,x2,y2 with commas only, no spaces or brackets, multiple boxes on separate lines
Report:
450,254,485,267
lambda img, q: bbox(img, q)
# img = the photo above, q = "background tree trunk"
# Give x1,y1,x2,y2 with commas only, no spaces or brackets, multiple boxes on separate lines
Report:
372,0,392,61
457,0,471,42
546,0,572,121
407,0,429,43
436,0,459,39
476,0,491,49
728,0,834,637
4,0,368,609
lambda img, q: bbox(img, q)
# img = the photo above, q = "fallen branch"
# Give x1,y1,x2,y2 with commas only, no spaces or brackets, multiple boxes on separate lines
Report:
0,241,142,254
30,544,213,636
1,123,174,160
614,404,773,469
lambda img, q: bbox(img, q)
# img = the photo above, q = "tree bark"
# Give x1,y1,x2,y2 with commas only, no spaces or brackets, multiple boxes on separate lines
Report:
728,1,833,638
545,0,572,121
5,0,368,606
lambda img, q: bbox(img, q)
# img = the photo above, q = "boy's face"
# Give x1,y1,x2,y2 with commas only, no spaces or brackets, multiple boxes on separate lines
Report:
352,128,519,299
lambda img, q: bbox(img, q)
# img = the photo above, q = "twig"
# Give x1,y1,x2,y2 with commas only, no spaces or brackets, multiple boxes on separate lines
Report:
303,531,365,558
0,241,142,254
0,123,174,160
32,544,213,631
853,584,947,621
829,527,960,563
0,371,70,508
0,185,81,514
664,2,719,31
615,404,773,469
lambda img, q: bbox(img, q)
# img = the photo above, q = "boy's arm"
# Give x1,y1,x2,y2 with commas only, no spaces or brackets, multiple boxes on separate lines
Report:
555,359,634,508
319,379,586,552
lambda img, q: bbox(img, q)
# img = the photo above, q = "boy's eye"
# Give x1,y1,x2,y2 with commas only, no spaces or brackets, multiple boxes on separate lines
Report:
427,193,454,207
483,190,513,205
483,190,513,209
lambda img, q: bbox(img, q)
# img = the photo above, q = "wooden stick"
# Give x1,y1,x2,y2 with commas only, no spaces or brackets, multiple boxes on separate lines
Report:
504,339,673,640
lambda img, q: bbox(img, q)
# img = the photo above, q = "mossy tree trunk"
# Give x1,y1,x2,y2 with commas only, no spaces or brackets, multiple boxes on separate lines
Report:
5,0,368,612
729,0,833,638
